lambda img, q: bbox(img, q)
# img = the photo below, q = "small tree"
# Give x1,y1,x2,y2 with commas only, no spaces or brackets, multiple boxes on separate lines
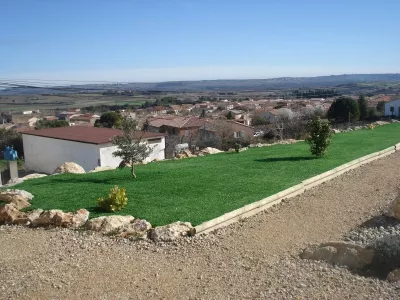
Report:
376,101,385,112
327,96,360,122
358,95,368,120
95,111,122,129
112,117,153,179
306,117,332,158
226,111,233,120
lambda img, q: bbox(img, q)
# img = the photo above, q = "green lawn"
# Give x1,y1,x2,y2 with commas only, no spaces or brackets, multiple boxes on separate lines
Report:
9,123,400,226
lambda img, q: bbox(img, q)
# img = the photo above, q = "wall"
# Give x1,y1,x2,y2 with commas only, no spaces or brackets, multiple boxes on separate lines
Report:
98,136,166,167
385,100,400,117
22,135,100,174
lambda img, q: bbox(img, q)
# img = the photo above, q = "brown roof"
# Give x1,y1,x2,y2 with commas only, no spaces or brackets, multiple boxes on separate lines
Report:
22,126,165,145
149,116,205,129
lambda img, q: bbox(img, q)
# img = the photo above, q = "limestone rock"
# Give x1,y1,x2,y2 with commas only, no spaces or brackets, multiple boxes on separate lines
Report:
26,209,44,224
150,221,195,242
0,203,27,225
10,195,31,210
22,173,47,180
118,219,152,240
200,147,223,155
387,269,400,282
86,215,135,234
301,241,374,269
88,166,114,173
0,189,34,203
31,209,64,227
53,209,90,228
53,162,85,174
387,196,400,220
6,178,24,186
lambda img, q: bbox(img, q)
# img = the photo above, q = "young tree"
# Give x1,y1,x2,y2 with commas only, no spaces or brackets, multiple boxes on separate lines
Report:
306,117,332,158
226,111,233,120
200,109,206,118
112,117,153,179
358,95,368,120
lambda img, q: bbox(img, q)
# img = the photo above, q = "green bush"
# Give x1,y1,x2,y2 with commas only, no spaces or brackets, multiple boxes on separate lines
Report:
98,185,128,212
306,117,332,158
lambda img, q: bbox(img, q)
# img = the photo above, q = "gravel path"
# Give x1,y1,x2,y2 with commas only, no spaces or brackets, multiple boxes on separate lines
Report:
2,153,400,299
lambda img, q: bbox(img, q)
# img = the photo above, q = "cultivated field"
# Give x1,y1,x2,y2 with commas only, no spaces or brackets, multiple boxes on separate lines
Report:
12,123,400,226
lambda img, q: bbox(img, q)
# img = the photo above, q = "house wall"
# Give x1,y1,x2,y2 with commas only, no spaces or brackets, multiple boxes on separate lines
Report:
98,136,166,167
384,100,400,117
22,135,100,174
229,122,254,139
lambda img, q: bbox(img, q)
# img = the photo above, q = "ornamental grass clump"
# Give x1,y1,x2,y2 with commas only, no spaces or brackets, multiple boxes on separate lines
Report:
306,116,332,158
98,185,128,212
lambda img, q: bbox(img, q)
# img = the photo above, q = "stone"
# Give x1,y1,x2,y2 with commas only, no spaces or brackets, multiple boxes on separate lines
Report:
31,209,64,227
387,196,400,220
332,129,341,134
118,219,152,240
52,209,90,228
200,147,223,155
0,203,27,225
88,166,115,173
301,242,374,269
53,162,85,174
26,209,44,224
86,215,135,234
387,269,400,282
22,173,47,180
0,189,34,203
6,178,25,186
10,195,31,210
150,221,195,242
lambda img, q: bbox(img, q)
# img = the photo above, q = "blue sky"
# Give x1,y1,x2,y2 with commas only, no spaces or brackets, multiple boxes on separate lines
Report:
1,0,399,82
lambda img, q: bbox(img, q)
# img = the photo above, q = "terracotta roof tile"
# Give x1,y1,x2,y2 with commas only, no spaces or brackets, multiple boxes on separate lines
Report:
22,126,165,145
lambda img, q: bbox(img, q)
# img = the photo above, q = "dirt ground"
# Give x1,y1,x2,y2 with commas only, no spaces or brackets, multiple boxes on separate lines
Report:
1,153,400,299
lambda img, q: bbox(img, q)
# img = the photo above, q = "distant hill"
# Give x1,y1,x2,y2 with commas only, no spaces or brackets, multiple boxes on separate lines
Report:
1,73,400,95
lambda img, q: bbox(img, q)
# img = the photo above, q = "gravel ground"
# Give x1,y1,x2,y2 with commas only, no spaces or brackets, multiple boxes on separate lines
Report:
2,153,400,299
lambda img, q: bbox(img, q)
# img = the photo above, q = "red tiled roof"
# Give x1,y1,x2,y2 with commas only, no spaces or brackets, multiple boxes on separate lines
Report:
149,116,205,129
22,126,165,145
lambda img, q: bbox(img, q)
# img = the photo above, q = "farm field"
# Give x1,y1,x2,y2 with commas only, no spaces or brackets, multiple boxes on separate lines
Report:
11,123,400,226
0,94,152,111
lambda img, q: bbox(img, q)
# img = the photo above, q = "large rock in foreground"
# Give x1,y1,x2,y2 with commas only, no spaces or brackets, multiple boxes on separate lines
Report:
0,189,34,203
86,215,135,234
0,204,27,225
150,221,195,242
53,162,85,174
301,241,374,269
31,209,89,228
387,196,400,220
118,219,152,240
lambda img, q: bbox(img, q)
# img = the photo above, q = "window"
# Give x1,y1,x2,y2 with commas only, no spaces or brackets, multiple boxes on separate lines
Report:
147,138,161,144
390,106,394,112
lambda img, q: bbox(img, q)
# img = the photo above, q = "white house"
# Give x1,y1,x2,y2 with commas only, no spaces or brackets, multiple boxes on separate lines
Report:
384,99,400,117
22,127,166,174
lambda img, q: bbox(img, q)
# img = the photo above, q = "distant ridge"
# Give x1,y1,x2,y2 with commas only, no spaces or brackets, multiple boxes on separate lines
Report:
1,73,400,95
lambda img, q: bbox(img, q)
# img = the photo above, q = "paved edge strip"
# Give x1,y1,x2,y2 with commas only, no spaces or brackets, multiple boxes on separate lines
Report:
195,145,397,235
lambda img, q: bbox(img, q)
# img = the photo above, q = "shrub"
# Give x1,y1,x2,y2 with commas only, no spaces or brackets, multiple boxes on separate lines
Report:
98,185,128,212
234,143,241,153
306,117,332,158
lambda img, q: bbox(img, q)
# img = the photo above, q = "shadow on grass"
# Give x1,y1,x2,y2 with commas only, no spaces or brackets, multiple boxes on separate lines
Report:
19,177,115,187
255,156,315,163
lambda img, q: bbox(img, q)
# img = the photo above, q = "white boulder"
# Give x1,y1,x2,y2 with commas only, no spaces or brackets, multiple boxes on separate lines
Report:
150,221,195,242
53,162,85,174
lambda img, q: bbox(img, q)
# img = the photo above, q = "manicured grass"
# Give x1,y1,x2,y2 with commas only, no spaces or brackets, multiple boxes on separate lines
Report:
12,123,400,226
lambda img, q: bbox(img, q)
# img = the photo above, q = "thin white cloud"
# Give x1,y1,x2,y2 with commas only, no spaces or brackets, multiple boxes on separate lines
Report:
3,65,400,84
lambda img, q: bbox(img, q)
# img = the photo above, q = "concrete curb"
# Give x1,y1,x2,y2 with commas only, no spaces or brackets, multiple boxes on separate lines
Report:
195,145,397,234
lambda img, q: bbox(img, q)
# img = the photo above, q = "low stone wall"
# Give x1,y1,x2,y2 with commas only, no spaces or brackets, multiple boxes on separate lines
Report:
195,145,397,234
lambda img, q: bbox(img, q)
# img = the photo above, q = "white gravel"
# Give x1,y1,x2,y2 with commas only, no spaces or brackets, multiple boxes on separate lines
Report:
2,152,400,299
